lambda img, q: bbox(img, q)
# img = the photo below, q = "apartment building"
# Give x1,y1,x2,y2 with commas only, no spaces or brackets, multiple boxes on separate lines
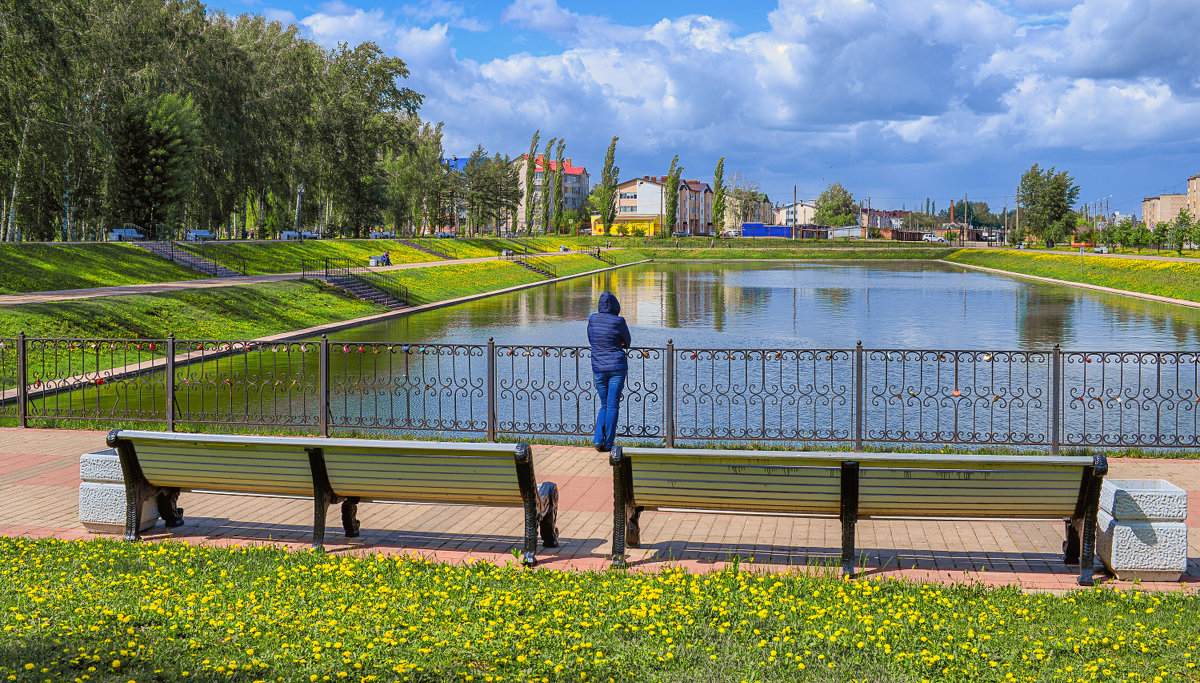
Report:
1189,174,1200,221
613,176,713,235
515,154,590,231
775,201,816,226
1142,194,1187,229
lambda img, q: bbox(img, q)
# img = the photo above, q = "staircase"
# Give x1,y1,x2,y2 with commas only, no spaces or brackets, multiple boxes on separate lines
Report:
400,238,456,260
326,274,407,310
503,253,557,278
139,241,242,278
585,246,613,265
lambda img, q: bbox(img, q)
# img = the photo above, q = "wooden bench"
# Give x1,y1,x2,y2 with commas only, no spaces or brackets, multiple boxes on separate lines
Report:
609,447,1107,584
106,430,559,564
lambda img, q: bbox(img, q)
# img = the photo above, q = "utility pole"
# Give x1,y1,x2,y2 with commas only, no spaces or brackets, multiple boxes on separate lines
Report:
1015,186,1020,242
793,184,797,239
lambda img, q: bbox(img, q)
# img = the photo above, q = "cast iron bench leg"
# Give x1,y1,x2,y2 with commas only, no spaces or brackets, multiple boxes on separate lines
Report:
537,482,559,548
156,488,184,528
342,497,360,538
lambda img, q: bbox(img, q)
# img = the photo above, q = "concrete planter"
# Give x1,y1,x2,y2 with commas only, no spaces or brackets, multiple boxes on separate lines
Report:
1096,479,1187,582
79,449,158,534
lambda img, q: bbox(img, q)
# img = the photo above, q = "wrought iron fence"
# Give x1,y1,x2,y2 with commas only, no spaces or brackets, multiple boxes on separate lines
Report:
6,334,1200,451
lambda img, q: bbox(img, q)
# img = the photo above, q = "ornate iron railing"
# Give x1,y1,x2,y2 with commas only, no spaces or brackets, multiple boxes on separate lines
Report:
5,335,1200,451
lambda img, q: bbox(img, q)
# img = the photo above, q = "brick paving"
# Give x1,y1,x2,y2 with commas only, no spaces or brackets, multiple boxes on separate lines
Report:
1,427,1197,592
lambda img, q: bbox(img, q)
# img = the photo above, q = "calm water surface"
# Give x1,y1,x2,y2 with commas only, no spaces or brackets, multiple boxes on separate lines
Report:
332,261,1200,350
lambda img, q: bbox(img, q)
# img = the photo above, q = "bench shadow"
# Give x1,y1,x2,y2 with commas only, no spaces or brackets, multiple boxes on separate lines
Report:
137,516,609,562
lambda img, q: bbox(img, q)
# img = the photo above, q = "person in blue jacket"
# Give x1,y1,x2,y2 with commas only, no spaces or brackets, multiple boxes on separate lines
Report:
587,291,631,452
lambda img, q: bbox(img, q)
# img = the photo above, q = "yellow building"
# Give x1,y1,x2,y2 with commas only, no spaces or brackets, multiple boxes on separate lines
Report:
591,214,662,237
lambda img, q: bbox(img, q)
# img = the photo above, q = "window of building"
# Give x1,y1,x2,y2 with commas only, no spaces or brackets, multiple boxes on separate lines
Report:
619,192,637,200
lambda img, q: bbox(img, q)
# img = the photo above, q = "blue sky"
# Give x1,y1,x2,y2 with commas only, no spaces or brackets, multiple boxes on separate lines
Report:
209,0,1200,218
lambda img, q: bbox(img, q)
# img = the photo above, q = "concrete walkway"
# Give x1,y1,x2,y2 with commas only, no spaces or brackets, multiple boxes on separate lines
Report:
3,427,1196,592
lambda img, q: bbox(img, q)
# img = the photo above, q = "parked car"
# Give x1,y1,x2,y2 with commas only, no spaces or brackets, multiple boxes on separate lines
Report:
921,233,947,243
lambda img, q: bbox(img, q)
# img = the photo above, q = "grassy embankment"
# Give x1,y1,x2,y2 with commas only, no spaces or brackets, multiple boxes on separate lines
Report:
0,243,202,294
634,247,957,260
0,538,1192,683
945,249,1200,303
179,239,441,275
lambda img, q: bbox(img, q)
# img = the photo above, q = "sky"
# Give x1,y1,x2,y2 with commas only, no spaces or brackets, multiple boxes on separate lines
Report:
209,0,1200,218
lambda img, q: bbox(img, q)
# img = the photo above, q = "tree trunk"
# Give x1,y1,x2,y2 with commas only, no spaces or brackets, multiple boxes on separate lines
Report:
5,119,30,242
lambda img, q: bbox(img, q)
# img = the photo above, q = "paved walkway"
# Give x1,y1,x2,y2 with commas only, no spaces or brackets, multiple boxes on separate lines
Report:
2,427,1196,592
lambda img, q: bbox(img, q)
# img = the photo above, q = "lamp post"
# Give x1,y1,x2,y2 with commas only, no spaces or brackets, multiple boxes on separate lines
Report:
293,183,305,239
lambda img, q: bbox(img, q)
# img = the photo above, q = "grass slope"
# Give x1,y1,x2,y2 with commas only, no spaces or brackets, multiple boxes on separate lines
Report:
0,280,382,341
0,538,1192,683
0,243,201,294
379,260,544,304
634,247,956,260
946,249,1200,302
179,239,440,275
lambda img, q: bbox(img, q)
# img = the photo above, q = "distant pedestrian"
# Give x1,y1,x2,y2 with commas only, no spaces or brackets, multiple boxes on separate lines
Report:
587,291,631,452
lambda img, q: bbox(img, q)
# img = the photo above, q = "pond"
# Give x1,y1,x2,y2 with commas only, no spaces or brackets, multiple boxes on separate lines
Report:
330,261,1200,351
18,260,1200,449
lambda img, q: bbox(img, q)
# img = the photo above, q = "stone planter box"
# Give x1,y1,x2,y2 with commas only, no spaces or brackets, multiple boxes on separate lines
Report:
1096,479,1187,582
79,448,158,534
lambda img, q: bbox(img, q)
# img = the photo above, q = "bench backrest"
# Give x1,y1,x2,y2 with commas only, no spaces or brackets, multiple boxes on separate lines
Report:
111,431,526,505
119,432,314,496
322,440,523,506
620,448,1096,519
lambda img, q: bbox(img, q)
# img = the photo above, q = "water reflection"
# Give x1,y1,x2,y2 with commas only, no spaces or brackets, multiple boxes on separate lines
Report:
332,262,1200,351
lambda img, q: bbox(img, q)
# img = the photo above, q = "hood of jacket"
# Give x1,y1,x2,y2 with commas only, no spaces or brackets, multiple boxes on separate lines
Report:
597,291,620,315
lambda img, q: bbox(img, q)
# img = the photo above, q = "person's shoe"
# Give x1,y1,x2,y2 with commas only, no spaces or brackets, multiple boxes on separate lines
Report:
594,444,606,452
597,445,611,453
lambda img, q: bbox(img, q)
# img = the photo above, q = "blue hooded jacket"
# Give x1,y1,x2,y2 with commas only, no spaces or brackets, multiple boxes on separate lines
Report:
587,292,631,372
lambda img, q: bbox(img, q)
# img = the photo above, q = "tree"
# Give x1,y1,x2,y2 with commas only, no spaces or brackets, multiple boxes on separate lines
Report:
552,138,565,234
711,157,725,235
1131,223,1151,253
1018,164,1079,247
539,137,554,233
663,155,682,235
1152,219,1170,252
594,136,618,235
814,182,857,226
522,130,539,233
1171,209,1193,254
110,93,200,232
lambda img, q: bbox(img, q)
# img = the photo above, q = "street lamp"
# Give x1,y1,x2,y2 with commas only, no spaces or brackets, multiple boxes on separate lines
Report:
294,183,305,239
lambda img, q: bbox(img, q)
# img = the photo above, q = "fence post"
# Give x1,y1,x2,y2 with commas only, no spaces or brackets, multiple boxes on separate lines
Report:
16,331,27,428
854,341,864,451
664,340,675,448
487,338,497,442
165,333,175,432
1051,343,1061,456
319,334,329,438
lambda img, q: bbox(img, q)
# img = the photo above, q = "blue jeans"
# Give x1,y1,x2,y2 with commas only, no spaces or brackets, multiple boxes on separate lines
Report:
593,370,627,448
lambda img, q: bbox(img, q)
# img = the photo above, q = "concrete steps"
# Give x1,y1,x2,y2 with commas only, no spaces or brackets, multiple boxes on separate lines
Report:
327,275,406,309
139,241,241,278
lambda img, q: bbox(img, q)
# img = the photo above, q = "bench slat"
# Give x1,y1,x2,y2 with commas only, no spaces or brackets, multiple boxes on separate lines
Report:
323,449,520,504
134,443,312,495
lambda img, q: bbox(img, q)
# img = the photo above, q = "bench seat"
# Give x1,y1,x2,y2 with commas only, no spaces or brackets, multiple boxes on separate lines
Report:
610,447,1107,584
106,430,559,564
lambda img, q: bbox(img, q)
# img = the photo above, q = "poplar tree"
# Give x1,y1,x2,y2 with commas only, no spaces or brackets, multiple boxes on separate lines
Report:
552,139,565,234
664,155,682,235
711,156,725,234
596,136,619,235
540,137,555,233
523,130,539,232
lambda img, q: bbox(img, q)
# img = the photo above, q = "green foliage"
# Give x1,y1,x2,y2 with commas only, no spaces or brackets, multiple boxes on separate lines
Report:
596,136,619,234
664,155,682,233
1018,163,1080,246
0,243,201,293
111,93,200,231
4,538,1196,683
175,239,439,275
552,139,566,234
711,157,725,233
1171,208,1195,254
814,182,857,227
522,130,539,232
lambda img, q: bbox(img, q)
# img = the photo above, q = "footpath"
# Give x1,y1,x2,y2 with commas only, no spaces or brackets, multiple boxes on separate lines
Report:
1,427,1196,592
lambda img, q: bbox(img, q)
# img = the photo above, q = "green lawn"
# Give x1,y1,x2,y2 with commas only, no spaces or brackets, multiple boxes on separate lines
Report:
0,538,1192,683
177,239,441,275
0,279,382,341
634,247,956,260
378,260,545,304
0,243,202,294
945,249,1200,302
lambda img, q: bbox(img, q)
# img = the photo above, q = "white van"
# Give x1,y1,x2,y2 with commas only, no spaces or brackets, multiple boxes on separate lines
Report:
280,230,299,240
185,229,215,241
921,233,947,243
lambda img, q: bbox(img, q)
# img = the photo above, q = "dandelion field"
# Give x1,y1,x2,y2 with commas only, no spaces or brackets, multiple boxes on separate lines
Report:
0,538,1195,682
